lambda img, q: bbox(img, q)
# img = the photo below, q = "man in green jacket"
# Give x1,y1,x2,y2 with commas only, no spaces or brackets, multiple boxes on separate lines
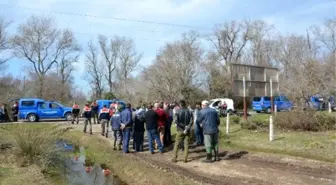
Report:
172,100,193,163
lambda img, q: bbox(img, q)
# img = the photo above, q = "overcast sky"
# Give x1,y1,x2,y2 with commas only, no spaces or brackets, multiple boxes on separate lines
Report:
1,0,335,91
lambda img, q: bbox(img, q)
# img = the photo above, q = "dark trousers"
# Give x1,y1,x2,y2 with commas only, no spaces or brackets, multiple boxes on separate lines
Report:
92,112,98,124
83,118,92,134
147,129,163,153
12,114,18,122
0,113,3,122
72,113,79,124
122,128,132,153
194,124,204,145
134,131,144,152
113,130,123,149
164,121,172,146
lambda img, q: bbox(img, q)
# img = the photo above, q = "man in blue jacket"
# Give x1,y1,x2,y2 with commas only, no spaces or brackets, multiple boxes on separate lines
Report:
196,100,220,163
120,103,133,153
110,106,123,150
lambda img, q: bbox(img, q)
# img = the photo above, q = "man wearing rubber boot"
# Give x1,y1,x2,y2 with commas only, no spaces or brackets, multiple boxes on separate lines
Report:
197,100,220,163
172,100,193,163
111,107,123,150
82,103,93,134
99,105,110,137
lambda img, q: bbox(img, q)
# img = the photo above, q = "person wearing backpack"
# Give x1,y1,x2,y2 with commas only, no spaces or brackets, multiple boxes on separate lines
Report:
171,100,193,163
133,105,146,152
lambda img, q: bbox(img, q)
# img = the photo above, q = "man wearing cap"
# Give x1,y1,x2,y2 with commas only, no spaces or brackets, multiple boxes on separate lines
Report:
171,100,193,163
197,100,220,163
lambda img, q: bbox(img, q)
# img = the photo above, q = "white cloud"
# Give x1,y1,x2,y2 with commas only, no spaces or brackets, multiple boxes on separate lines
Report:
261,0,335,34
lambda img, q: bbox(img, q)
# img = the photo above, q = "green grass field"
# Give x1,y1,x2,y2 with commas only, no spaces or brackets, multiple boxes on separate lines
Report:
218,115,336,162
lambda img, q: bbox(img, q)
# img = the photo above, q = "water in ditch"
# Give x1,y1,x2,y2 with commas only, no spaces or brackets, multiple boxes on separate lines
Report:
59,143,125,185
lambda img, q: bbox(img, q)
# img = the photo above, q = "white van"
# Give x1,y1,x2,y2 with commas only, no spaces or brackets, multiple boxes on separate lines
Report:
208,98,235,113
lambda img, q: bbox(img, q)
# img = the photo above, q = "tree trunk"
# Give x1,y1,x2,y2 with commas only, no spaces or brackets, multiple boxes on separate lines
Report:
39,76,44,98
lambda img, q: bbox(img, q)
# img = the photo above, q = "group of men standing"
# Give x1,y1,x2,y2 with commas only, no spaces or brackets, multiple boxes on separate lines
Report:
0,102,19,122
71,99,221,163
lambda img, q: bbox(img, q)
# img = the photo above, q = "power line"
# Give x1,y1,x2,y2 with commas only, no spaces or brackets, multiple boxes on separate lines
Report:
0,3,212,30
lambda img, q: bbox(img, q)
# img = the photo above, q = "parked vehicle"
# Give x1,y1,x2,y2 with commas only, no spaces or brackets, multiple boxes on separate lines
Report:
209,98,234,111
252,95,293,113
209,98,234,117
96,99,126,113
18,98,73,122
304,95,336,111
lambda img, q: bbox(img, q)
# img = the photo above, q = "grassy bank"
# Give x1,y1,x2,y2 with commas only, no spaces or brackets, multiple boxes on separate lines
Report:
62,131,199,185
0,123,201,185
218,114,336,162
0,124,67,185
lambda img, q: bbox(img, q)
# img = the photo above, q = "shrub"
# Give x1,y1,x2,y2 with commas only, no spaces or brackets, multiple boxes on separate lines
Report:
240,119,257,130
275,111,336,131
231,116,241,124
240,114,270,131
251,114,269,128
0,124,69,171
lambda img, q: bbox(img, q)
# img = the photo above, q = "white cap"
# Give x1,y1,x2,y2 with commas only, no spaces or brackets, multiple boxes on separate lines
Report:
201,100,209,105
154,103,159,108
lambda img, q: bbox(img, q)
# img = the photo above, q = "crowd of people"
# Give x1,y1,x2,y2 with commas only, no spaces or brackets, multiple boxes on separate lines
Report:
72,99,221,163
0,102,18,122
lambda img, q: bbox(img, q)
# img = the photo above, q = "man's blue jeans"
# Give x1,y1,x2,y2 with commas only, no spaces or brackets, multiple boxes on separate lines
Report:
122,128,132,153
147,129,163,153
194,124,204,145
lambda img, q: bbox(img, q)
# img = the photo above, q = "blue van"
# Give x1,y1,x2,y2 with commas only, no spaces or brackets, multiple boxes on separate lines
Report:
96,99,126,113
252,95,293,113
18,98,73,122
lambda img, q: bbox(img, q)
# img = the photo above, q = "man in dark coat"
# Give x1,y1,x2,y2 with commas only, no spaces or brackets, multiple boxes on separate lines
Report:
196,100,220,163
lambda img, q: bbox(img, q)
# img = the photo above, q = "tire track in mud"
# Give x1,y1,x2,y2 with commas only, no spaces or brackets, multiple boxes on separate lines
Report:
127,152,272,185
64,124,335,185
238,155,336,180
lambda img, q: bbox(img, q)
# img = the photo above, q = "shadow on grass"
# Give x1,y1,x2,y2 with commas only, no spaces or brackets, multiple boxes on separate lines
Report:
230,129,241,133
273,137,285,141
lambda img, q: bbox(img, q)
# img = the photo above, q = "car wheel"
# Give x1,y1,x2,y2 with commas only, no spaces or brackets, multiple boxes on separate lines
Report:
266,107,271,114
65,113,73,121
27,114,37,122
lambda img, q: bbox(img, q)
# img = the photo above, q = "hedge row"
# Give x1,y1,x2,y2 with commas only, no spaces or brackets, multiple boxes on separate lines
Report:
239,111,335,132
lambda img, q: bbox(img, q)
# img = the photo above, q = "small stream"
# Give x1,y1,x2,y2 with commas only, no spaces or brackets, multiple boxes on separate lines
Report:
58,141,125,185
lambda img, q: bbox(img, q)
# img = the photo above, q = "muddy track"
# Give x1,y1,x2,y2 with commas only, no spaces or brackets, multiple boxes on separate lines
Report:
64,124,336,185
238,155,335,180
128,152,271,185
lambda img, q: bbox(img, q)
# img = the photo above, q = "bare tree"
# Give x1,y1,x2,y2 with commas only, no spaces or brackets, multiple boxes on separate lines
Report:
115,37,142,97
84,42,104,99
0,17,11,72
11,16,79,98
245,20,276,66
209,20,251,69
142,32,204,102
312,19,336,54
98,35,120,93
57,30,81,102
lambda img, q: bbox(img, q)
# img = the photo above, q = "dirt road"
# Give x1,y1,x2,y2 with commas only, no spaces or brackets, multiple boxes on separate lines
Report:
59,122,336,185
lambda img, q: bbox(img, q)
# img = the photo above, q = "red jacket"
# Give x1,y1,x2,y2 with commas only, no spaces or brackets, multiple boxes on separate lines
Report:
155,108,167,128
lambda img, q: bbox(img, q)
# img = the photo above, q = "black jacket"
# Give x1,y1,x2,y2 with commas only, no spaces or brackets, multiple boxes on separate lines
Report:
175,108,193,132
145,109,158,130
